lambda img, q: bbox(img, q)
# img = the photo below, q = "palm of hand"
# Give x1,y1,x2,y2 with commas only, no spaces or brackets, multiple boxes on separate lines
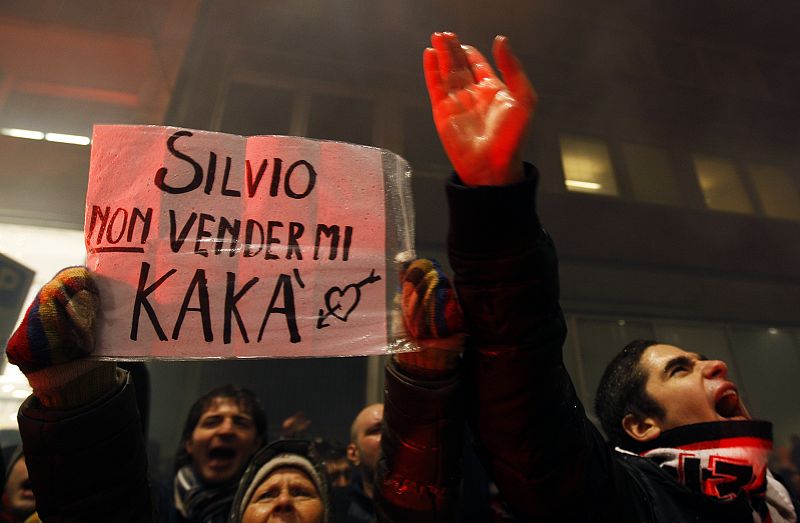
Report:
434,77,527,186
424,33,536,186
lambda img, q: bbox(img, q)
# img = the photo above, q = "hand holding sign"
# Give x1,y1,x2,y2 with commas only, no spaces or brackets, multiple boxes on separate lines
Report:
85,127,415,359
393,259,466,374
6,267,119,408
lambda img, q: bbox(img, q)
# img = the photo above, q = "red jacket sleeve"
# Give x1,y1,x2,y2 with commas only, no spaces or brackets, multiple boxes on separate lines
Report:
374,359,463,522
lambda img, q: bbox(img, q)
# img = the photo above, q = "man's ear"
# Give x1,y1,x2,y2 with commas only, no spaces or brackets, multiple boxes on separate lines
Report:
184,439,194,457
346,443,360,466
622,413,662,443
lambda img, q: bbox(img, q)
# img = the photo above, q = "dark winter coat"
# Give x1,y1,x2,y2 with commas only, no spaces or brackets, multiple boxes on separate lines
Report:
444,163,799,521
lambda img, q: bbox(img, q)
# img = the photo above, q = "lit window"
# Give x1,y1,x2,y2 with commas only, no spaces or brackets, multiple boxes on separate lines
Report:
746,164,800,221
559,134,618,196
622,143,681,205
693,155,754,214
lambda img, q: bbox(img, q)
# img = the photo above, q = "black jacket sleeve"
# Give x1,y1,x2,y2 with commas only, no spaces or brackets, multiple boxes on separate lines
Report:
446,164,629,520
18,371,153,523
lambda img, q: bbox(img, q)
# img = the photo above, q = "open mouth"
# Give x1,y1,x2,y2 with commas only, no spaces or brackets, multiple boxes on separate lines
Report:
715,388,745,419
209,447,236,461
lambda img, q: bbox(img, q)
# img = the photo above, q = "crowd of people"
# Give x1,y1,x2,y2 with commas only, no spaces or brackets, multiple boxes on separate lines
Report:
1,31,797,522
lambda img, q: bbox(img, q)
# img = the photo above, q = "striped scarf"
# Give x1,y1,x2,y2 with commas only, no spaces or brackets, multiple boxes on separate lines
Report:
628,420,796,523
173,466,238,523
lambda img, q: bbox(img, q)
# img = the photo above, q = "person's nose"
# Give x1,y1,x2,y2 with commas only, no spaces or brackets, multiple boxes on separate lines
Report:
701,359,729,379
216,417,235,436
272,489,295,513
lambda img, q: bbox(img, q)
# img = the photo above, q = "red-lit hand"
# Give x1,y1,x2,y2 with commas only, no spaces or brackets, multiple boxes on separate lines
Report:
424,32,537,187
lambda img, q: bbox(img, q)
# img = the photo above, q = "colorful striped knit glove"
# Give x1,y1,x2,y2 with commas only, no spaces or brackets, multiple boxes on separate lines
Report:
6,267,117,409
401,259,464,339
7,267,98,372
396,259,466,374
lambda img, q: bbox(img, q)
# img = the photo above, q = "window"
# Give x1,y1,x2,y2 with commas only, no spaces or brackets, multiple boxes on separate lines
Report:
559,134,619,196
700,49,768,98
574,318,654,403
692,155,754,214
758,59,800,103
654,40,705,86
562,327,586,401
728,327,800,445
403,106,449,174
621,143,681,205
307,93,374,146
746,164,800,221
219,83,295,136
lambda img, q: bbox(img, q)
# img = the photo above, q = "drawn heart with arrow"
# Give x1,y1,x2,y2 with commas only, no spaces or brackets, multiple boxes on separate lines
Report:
324,284,361,321
317,270,382,329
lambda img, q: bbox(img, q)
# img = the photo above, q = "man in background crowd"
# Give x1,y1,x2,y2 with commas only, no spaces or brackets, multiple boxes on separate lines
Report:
344,403,383,522
173,385,267,523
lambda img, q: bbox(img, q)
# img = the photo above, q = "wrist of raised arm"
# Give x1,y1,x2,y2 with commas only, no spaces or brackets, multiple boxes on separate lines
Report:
26,361,122,410
447,162,541,263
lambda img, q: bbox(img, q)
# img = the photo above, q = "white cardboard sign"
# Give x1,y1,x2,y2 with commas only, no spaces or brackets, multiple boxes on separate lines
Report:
85,126,401,359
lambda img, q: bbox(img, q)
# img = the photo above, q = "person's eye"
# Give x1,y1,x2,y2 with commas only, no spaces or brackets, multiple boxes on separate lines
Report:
290,486,314,497
669,365,688,377
201,416,221,427
256,488,278,501
234,416,254,428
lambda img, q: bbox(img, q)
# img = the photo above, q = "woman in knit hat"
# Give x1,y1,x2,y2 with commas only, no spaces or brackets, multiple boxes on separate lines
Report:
230,440,329,523
0,446,40,523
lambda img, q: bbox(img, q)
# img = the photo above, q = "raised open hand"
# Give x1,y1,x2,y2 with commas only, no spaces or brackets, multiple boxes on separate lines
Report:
424,32,537,186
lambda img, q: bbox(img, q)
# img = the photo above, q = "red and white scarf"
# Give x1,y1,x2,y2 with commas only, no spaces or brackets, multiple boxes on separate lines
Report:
623,420,796,523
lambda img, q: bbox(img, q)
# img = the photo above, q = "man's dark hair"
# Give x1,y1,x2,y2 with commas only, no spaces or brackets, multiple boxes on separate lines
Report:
174,384,268,472
595,339,665,449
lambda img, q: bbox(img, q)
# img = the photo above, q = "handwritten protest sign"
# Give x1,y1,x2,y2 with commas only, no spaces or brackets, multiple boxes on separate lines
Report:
85,126,415,358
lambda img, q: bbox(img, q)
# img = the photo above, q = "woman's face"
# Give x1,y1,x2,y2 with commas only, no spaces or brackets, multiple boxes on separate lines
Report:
242,466,324,523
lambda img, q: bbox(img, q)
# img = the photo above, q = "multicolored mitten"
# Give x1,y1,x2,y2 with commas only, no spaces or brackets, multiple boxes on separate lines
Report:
395,259,466,375
401,258,465,339
6,267,99,374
